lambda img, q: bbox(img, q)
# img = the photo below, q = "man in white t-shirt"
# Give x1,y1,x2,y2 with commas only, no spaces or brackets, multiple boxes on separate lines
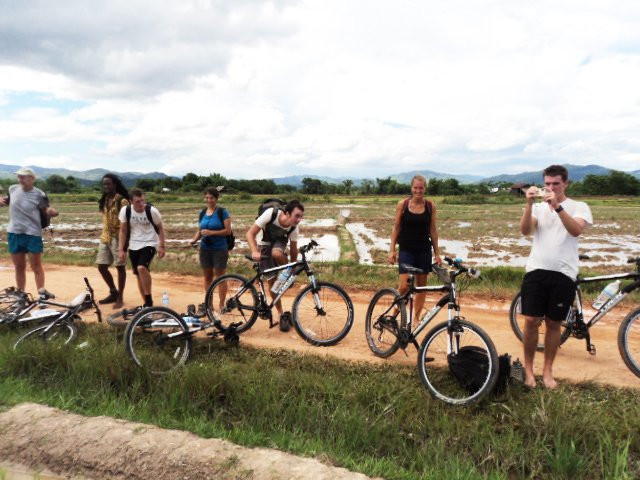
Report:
117,189,166,307
519,165,593,389
246,199,304,331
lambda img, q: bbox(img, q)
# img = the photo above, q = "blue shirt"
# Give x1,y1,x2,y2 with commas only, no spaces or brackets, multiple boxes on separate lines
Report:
199,207,230,250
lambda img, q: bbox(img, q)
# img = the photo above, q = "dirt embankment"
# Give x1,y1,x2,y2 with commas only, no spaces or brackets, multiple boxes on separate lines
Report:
2,263,638,388
0,403,380,480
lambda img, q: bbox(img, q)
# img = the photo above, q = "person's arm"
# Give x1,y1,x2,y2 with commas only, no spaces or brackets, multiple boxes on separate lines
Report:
46,206,59,217
246,224,262,261
429,201,441,264
388,200,404,264
289,240,298,263
118,221,128,263
156,222,166,258
191,228,202,245
520,187,538,236
546,193,588,237
201,218,232,236
0,196,8,207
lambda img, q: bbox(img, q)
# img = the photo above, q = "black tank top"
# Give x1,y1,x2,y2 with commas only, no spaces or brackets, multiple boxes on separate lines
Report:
398,199,431,253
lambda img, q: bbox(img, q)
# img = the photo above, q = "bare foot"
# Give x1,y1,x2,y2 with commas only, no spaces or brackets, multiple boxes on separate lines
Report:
524,374,537,388
113,298,123,309
543,375,558,389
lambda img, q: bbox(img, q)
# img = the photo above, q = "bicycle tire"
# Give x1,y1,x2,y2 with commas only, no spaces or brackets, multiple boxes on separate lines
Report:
125,306,192,375
107,307,141,329
364,288,406,357
417,319,499,406
618,307,640,379
509,291,571,351
205,274,259,334
292,282,354,346
0,290,28,324
13,321,77,350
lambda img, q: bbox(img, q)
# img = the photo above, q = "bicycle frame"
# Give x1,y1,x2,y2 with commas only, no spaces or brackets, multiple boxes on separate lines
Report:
573,273,639,326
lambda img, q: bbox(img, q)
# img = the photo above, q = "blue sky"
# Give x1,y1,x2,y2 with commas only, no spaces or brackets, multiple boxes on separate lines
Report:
1,0,639,179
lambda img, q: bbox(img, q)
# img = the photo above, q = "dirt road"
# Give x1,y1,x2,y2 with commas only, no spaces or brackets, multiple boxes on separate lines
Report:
2,263,639,388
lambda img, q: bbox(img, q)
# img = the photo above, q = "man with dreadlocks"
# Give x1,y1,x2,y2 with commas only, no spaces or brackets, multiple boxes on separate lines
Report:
96,173,129,308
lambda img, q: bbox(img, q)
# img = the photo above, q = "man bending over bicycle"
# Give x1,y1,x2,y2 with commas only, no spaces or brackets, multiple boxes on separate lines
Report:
519,165,592,389
246,199,304,331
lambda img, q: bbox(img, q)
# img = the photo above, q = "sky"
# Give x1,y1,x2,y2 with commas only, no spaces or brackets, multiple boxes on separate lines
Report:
0,0,639,180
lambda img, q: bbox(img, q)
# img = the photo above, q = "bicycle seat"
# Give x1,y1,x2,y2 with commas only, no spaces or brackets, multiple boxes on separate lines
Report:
401,264,424,274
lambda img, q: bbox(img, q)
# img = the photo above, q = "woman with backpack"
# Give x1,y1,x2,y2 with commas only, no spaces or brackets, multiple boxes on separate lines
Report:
190,187,233,314
388,174,442,320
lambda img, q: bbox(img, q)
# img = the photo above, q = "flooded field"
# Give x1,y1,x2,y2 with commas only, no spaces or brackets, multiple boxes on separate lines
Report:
0,196,638,273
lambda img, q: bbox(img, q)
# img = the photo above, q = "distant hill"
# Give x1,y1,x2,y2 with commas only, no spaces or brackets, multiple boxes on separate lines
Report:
480,164,619,184
0,164,169,187
272,170,483,187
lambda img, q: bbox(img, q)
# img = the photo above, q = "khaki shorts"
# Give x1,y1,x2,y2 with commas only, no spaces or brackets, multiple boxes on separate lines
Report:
96,238,125,267
259,240,287,278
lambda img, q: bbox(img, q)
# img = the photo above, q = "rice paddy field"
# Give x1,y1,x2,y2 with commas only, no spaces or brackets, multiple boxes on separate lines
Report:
1,194,638,276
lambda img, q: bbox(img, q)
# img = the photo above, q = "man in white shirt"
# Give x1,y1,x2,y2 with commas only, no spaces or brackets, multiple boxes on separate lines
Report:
246,199,304,331
118,189,166,307
519,165,593,389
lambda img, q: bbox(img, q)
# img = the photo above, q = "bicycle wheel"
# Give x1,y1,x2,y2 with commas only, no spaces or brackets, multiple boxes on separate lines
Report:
292,282,354,346
418,319,499,406
365,288,406,357
618,308,640,379
509,291,571,351
205,274,258,334
0,289,27,323
13,321,77,350
125,307,191,375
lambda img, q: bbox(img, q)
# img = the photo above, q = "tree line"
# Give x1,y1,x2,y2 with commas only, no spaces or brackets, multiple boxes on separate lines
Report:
0,170,637,196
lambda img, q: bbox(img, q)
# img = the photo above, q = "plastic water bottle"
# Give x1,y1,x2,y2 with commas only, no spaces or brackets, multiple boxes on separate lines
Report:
592,280,621,309
162,291,169,306
271,267,292,293
278,273,297,294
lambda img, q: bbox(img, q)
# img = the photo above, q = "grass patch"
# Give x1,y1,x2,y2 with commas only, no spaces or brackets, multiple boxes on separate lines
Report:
0,326,639,479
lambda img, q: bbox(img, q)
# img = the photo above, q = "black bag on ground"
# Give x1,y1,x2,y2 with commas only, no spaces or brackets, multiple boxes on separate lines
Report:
448,347,513,394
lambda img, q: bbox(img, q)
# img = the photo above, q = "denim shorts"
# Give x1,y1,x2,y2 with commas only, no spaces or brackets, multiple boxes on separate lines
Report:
7,233,44,254
398,250,432,274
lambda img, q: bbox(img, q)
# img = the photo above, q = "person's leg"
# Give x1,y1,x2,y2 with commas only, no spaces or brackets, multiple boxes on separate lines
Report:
542,318,562,389
523,315,542,387
28,253,45,290
98,263,117,291
413,273,428,320
202,267,214,292
270,247,288,316
213,266,227,309
11,253,27,291
137,266,153,306
115,266,126,308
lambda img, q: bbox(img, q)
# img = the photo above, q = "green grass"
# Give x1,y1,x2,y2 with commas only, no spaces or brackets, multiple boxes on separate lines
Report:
1,326,639,479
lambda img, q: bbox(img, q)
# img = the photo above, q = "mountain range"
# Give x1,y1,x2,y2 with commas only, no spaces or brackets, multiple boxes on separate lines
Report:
1,163,638,187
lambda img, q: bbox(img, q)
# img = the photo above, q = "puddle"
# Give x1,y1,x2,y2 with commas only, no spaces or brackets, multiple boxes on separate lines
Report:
298,234,340,262
304,218,337,227
345,223,390,265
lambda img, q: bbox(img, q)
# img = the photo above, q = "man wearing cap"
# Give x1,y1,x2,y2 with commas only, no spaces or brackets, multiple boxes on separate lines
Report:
0,167,59,298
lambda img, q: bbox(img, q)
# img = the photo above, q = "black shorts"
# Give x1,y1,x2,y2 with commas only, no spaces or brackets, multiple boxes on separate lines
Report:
398,250,432,274
129,246,156,276
521,269,576,321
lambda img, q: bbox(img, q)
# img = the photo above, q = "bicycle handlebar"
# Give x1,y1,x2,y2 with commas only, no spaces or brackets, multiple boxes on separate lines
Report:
83,277,102,323
443,256,481,279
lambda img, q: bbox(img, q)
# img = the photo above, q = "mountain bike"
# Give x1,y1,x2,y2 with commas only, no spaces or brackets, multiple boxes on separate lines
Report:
13,278,102,348
365,257,499,406
509,256,640,378
0,288,73,329
124,304,241,375
205,239,354,346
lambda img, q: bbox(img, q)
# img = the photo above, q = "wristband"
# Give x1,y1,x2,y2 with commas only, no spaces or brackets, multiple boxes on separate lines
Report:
554,205,564,213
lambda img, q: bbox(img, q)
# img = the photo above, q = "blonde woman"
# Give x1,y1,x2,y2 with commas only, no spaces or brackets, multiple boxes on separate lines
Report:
388,175,442,319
